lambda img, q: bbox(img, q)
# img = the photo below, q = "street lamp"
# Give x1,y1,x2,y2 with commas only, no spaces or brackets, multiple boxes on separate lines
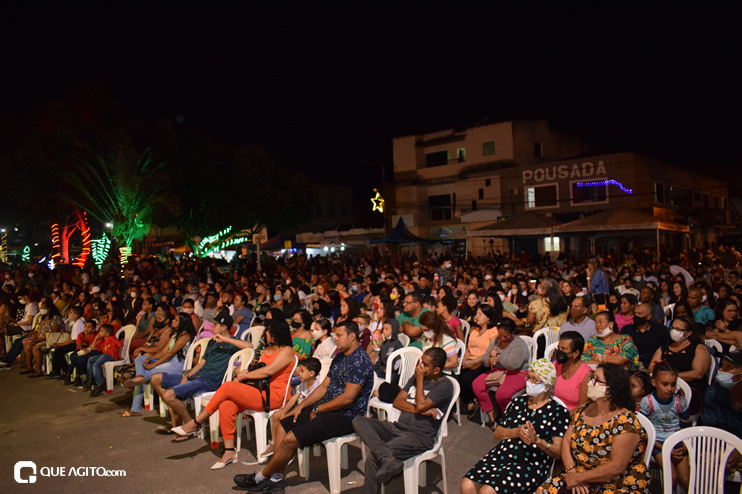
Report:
105,222,113,229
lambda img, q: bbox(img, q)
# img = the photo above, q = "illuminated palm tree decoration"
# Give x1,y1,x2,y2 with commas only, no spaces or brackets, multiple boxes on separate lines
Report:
63,140,165,260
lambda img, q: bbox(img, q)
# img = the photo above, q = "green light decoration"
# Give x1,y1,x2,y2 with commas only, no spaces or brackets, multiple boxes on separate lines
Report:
199,226,233,251
197,225,262,258
119,246,132,263
22,245,30,263
91,233,111,269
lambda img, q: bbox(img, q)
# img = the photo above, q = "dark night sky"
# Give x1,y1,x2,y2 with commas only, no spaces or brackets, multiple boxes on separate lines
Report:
2,4,741,181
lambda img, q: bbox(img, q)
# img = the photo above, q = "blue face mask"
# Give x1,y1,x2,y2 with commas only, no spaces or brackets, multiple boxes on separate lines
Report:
716,370,742,389
274,293,282,302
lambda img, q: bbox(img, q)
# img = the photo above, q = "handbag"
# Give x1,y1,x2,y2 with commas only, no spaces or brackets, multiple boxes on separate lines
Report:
242,362,271,413
485,369,507,387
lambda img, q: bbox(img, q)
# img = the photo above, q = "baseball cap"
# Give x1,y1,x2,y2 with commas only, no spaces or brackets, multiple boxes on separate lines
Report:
213,312,233,328
721,351,742,366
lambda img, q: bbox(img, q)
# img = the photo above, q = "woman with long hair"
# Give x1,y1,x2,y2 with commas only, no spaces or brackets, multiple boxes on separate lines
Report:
459,304,501,417
419,311,458,371
527,278,569,331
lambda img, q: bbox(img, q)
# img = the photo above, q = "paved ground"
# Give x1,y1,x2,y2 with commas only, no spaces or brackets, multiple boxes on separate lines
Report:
0,367,495,494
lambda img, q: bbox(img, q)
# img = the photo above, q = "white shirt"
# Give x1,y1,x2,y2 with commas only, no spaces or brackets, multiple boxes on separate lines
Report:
70,318,85,340
20,302,39,331
312,337,337,360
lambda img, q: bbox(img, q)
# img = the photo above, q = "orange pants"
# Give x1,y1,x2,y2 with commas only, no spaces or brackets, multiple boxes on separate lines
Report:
204,381,286,441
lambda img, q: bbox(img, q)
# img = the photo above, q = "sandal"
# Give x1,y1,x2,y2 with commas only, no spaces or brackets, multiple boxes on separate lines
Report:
120,410,142,417
172,434,197,443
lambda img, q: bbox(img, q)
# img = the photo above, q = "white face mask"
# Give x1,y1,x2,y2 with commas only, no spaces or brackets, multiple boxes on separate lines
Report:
716,370,742,389
39,309,48,315
311,329,323,340
130,292,137,298
587,380,608,400
182,307,193,314
423,330,435,340
499,294,506,302
526,381,546,397
597,326,613,338
670,329,687,342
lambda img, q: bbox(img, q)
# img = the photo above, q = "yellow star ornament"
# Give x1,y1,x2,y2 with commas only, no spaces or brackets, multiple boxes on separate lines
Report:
371,188,385,213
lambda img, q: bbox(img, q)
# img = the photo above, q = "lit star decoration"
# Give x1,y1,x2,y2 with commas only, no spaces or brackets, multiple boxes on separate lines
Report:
371,188,385,213
22,245,30,263
576,179,633,194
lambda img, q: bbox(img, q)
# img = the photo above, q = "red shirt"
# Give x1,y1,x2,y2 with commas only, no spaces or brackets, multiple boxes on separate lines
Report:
98,335,122,360
76,332,96,350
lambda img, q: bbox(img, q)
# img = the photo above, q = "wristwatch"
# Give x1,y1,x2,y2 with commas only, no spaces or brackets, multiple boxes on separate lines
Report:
312,404,321,415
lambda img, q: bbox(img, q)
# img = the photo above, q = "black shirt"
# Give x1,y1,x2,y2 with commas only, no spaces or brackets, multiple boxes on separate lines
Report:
621,322,671,368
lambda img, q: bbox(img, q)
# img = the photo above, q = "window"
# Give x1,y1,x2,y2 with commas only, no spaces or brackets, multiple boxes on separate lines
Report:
713,196,720,208
533,142,543,158
471,200,477,211
456,147,466,163
701,193,710,207
482,141,495,156
429,194,453,221
526,184,558,209
485,178,491,187
670,187,692,207
544,237,560,252
722,197,728,210
654,183,665,203
425,150,449,168
478,188,484,200
571,182,607,205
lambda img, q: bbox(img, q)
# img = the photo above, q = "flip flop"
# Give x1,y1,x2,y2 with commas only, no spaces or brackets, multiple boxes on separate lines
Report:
172,434,197,443
120,410,142,417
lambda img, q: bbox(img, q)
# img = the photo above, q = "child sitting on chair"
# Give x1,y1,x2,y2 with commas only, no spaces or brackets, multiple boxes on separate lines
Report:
261,357,322,458
639,361,691,491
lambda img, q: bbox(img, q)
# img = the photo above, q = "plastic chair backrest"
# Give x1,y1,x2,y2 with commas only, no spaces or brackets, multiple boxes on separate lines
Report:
118,325,137,361
397,333,410,347
544,342,559,361
661,426,742,494
454,339,466,375
247,326,265,346
224,347,254,382
704,339,723,355
707,354,717,386
184,337,210,371
195,321,206,339
635,412,656,467
533,327,560,359
676,377,692,404
274,355,299,411
386,347,422,385
115,327,125,339
664,303,676,324
460,319,471,344
318,357,333,383
520,335,536,363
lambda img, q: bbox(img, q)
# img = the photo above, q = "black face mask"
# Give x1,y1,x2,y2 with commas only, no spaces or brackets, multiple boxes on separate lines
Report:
153,319,167,329
554,349,570,364
606,302,619,311
633,315,649,327
290,320,302,329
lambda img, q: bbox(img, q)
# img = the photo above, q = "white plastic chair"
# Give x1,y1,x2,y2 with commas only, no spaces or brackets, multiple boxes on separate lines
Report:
460,319,471,343
533,327,560,359
520,335,537,364
662,426,742,494
246,325,265,346
102,325,136,394
197,347,254,449
544,342,559,361
675,377,700,426
451,339,467,426
380,377,460,494
704,339,723,355
318,357,333,383
235,355,299,461
152,338,211,417
298,432,362,494
397,333,410,347
367,347,422,422
708,355,717,386
635,411,657,467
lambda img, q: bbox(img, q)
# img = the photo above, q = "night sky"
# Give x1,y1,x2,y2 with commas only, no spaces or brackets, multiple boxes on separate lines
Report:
2,4,740,182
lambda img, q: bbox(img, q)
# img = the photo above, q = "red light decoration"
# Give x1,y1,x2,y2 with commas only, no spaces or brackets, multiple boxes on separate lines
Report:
73,212,91,268
51,223,61,261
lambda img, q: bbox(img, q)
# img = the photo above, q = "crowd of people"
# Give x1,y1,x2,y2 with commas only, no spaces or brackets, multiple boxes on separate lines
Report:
0,243,741,493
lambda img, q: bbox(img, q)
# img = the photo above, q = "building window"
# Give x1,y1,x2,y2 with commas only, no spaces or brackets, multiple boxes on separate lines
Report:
571,182,607,205
671,187,692,207
713,196,720,208
722,197,728,210
533,142,543,158
478,188,484,200
482,141,495,156
654,183,665,203
701,193,709,207
544,237,560,252
456,147,466,163
425,150,449,168
526,184,558,209
485,178,491,187
429,194,453,221
471,200,477,211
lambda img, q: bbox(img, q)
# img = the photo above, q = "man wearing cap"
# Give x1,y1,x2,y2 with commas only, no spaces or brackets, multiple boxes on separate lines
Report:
151,312,251,430
703,351,742,438
353,347,454,493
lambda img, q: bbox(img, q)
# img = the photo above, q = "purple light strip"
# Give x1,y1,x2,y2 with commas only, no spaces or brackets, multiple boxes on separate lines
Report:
576,179,633,194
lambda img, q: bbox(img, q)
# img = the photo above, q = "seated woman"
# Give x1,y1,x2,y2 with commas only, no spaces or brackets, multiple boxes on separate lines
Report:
115,303,174,385
419,311,458,372
311,318,336,360
436,295,464,340
290,310,314,359
172,318,296,470
705,298,741,351
616,293,638,333
649,315,711,415
473,319,530,427
537,364,650,494
553,331,593,414
22,299,61,377
581,311,639,369
461,359,570,494
120,311,195,417
527,278,569,332
459,304,501,418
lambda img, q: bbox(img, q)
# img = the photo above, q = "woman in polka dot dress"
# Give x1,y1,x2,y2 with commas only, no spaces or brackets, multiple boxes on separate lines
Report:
461,359,570,494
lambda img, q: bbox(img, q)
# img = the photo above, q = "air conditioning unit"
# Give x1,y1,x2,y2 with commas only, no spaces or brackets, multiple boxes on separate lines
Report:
508,187,519,196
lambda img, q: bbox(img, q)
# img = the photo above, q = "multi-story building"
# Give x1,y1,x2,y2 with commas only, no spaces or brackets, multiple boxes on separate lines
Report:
390,120,734,256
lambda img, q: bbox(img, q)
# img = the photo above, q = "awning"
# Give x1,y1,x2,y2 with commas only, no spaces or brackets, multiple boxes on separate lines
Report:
468,211,562,237
554,207,690,234
370,218,432,244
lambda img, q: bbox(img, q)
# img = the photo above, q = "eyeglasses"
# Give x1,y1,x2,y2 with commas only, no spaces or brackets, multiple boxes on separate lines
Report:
403,300,415,305
591,378,607,385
